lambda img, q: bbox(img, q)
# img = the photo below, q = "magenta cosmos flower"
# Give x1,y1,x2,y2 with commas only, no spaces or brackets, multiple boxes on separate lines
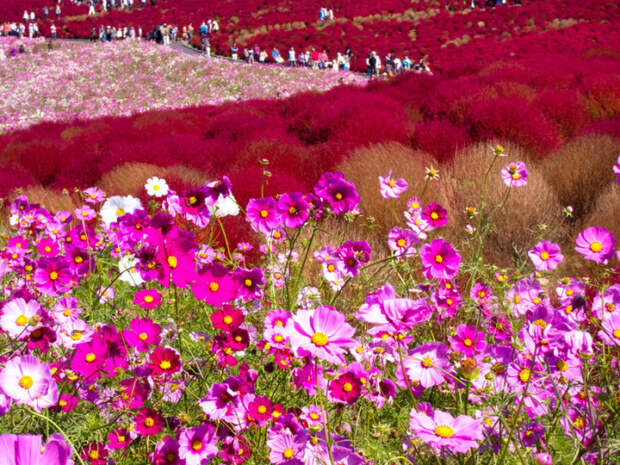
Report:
134,408,165,437
422,202,449,229
0,355,58,411
286,305,356,364
409,408,483,454
614,154,620,184
192,263,239,307
0,434,73,465
575,226,616,263
246,197,281,234
420,239,461,280
449,325,487,358
277,192,310,229
133,289,162,310
123,318,161,353
33,258,74,297
501,161,528,187
598,313,620,346
379,170,408,199
314,171,360,214
528,240,563,271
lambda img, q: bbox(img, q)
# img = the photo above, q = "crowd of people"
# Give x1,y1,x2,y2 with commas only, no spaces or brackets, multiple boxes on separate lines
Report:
318,7,335,21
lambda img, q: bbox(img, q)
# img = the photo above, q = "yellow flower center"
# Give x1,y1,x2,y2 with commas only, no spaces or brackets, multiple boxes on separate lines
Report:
167,256,178,268
589,241,603,253
89,450,99,460
311,332,328,347
273,334,283,343
434,425,454,438
397,238,406,247
343,382,353,392
556,360,568,372
144,417,155,427
512,173,521,180
435,255,443,263
117,435,126,442
16,315,28,326
49,271,58,281
85,353,96,363
422,357,434,368
519,368,531,383
613,329,620,339
463,338,473,347
144,295,154,303
138,332,148,341
153,184,160,191
160,360,171,370
532,319,547,329
259,209,269,218
116,208,125,217
75,256,83,264
257,405,267,414
310,412,319,420
19,375,34,389
244,279,253,287
388,179,395,187
223,316,233,325
191,439,202,451
540,251,550,260
71,331,82,341
284,448,295,459
334,192,343,200
209,282,219,292
430,212,439,220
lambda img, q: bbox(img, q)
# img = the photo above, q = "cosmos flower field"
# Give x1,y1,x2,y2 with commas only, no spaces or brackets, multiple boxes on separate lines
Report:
0,38,366,133
0,148,619,465
1,1,620,464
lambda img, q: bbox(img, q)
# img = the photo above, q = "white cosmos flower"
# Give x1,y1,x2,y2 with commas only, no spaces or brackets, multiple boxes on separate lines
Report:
208,194,240,218
100,195,142,226
145,176,169,198
118,254,144,287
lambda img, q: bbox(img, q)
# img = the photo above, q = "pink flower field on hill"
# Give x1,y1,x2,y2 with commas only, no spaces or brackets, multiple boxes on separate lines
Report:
0,38,366,133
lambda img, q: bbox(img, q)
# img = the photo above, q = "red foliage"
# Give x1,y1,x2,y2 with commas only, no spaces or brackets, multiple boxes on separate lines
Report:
410,120,472,163
465,96,561,157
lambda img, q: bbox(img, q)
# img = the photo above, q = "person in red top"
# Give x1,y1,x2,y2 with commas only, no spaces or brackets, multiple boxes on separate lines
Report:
311,49,319,69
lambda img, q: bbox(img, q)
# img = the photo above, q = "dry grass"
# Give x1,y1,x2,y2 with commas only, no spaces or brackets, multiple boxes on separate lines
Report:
441,141,565,265
580,183,620,237
540,134,620,221
99,162,208,197
11,186,79,213
335,142,446,234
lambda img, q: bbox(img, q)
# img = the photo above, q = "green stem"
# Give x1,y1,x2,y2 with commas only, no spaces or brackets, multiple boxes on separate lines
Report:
25,407,87,465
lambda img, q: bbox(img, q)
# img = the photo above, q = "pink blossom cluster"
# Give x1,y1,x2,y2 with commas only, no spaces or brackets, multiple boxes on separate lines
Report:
0,162,618,464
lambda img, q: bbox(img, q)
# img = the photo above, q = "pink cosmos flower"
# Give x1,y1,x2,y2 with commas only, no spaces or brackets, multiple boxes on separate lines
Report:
123,318,161,353
152,437,183,465
267,432,305,464
0,355,58,412
528,240,563,271
420,239,461,280
286,305,356,364
36,238,60,258
598,313,620,346
33,258,73,297
0,434,73,465
379,170,408,198
330,372,362,404
246,197,281,234
501,161,528,187
133,289,162,310
178,424,219,465
192,263,239,307
450,325,488,358
387,226,418,257
211,305,244,332
614,154,620,184
409,408,483,453
107,429,131,450
1,298,41,339
135,408,164,437
277,192,310,228
148,346,182,377
313,172,360,214
575,226,616,263
71,336,107,380
403,342,451,389
422,202,449,228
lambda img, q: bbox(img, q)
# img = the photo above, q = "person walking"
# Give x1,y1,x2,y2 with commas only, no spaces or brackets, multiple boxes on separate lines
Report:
55,4,61,18
288,47,296,67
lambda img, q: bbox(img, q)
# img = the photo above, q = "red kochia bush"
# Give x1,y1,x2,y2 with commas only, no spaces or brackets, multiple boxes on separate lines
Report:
465,96,561,158
410,120,472,163
0,163,37,197
534,88,589,139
